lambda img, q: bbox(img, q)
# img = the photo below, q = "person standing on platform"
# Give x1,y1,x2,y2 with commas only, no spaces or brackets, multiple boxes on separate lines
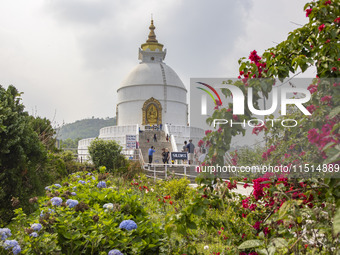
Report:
182,141,188,164
148,146,155,165
162,148,170,165
186,139,195,165
166,134,169,142
153,133,157,142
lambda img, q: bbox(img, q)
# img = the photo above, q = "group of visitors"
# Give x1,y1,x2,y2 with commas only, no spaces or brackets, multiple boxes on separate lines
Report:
147,146,170,164
147,138,202,166
182,139,195,165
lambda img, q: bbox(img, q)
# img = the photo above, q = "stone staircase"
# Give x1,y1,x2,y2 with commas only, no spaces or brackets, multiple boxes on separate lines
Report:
139,130,172,164
138,130,199,183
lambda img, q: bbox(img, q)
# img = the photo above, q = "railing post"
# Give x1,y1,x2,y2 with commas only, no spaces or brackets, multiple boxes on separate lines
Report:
154,165,156,182
165,164,167,179
184,165,187,176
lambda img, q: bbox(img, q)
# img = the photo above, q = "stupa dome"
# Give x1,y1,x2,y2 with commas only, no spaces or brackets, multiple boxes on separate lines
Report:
116,19,188,126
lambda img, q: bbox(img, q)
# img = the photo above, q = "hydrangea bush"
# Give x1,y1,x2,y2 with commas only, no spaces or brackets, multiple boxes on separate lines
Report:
0,171,164,254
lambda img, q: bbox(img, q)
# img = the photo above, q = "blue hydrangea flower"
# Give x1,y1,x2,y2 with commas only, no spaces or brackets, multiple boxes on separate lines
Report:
78,180,86,184
119,220,137,231
71,192,77,196
76,175,80,178
53,184,62,188
31,223,42,232
0,228,11,240
50,197,62,206
87,173,92,176
66,199,79,208
40,208,55,218
108,249,123,255
12,245,21,255
30,232,38,238
72,186,77,190
3,240,18,250
45,186,51,191
92,176,96,180
97,181,106,188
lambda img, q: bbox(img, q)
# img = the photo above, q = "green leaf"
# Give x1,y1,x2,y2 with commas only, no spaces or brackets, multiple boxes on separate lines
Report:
270,237,288,248
192,206,204,216
278,201,292,220
187,220,197,230
329,106,340,119
334,207,340,235
238,239,264,249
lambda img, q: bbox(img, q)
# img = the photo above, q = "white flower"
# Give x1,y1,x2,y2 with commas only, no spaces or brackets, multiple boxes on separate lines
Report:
145,189,149,194
204,245,209,250
150,188,154,192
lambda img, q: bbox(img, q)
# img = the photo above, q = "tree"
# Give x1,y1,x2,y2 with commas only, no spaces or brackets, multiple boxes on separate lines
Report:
0,85,48,224
88,139,126,171
29,116,57,151
200,1,340,252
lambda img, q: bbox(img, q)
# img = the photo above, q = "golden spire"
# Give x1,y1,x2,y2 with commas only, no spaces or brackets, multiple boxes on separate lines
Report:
146,19,158,43
141,18,164,51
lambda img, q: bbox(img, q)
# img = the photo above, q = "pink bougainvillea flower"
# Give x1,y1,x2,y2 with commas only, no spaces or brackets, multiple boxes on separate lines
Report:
324,0,331,5
308,128,320,144
334,17,340,23
205,130,212,135
253,221,261,230
263,227,270,236
306,8,312,17
249,203,257,211
249,50,261,63
299,151,306,157
325,39,331,43
307,83,318,94
331,67,338,72
321,95,332,102
318,24,325,32
307,104,316,114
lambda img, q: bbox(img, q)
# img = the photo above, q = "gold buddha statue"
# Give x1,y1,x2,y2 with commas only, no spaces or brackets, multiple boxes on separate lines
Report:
147,104,158,124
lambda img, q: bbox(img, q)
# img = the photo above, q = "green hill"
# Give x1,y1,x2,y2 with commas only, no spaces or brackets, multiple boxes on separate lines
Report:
57,117,116,140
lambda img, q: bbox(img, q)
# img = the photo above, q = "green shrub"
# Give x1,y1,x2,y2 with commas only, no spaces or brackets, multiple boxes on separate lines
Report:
88,139,127,172
158,177,192,201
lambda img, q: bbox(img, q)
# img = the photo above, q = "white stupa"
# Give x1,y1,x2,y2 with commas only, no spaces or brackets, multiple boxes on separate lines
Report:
78,20,204,161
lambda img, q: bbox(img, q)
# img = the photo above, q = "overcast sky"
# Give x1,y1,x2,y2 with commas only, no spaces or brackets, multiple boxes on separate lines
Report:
0,0,311,126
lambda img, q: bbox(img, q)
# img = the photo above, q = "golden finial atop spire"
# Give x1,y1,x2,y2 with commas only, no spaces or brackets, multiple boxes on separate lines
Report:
146,19,158,43
141,17,163,51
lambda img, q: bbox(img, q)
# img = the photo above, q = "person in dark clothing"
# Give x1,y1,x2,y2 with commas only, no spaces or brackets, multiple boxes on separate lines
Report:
153,133,157,142
162,148,170,165
166,134,169,142
148,146,155,164
186,139,195,165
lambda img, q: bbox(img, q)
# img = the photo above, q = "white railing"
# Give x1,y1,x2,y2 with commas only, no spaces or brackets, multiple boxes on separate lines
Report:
164,124,178,152
135,149,253,194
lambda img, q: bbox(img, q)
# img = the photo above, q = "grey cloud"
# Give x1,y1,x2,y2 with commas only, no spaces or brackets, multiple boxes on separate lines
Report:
44,0,116,25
